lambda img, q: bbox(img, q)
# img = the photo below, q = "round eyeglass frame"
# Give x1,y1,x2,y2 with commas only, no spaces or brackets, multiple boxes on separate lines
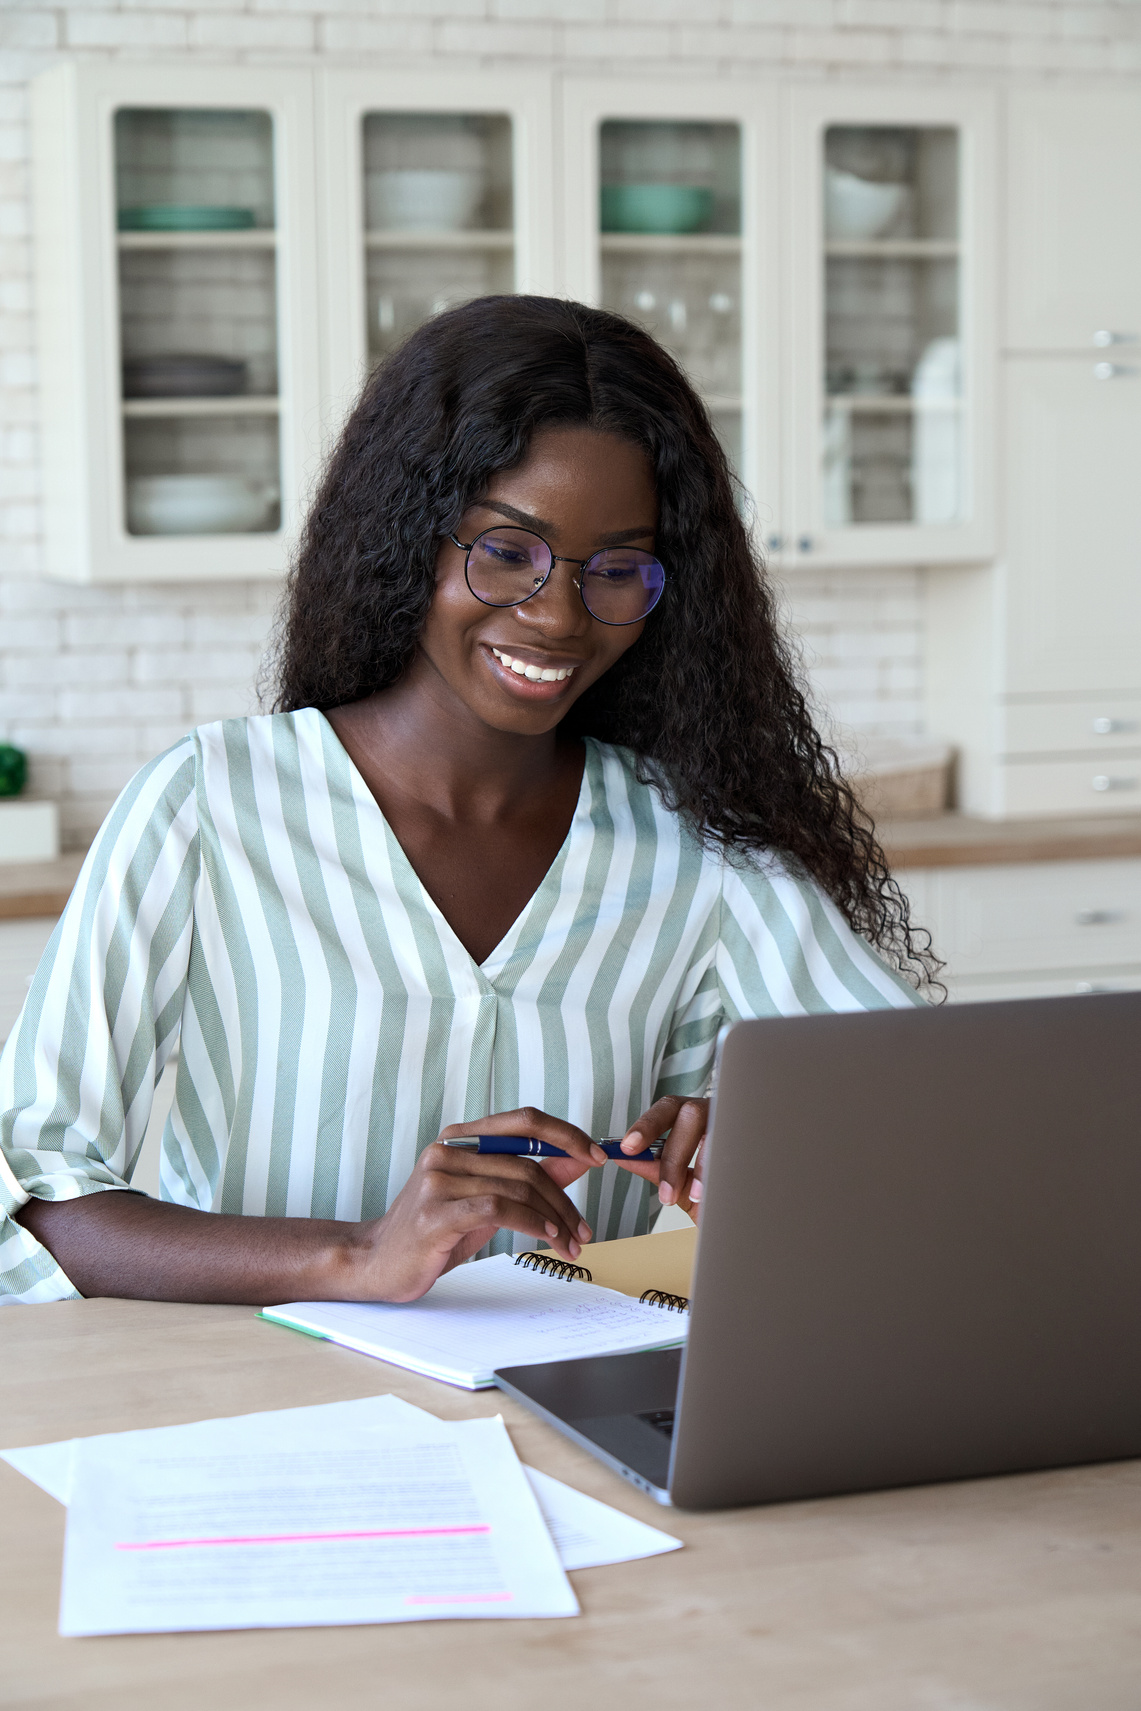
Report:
447,527,666,627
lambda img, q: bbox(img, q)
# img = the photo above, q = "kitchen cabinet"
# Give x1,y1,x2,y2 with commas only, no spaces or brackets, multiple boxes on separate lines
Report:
36,66,995,582
561,80,996,571
32,62,322,583
317,70,557,445
900,857,1141,1003
927,89,1141,818
781,85,997,569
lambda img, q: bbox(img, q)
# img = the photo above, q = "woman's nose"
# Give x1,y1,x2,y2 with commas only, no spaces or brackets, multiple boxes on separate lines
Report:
514,562,590,635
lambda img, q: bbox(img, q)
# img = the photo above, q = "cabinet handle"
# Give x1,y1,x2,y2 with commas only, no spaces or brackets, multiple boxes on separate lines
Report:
765,533,785,551
1093,362,1138,379
1075,908,1126,926
1092,774,1139,792
797,534,814,553
1093,330,1138,347
1092,717,1139,735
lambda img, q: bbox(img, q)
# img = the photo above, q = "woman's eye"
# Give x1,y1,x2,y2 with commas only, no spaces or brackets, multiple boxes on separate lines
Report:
486,546,531,566
590,562,639,583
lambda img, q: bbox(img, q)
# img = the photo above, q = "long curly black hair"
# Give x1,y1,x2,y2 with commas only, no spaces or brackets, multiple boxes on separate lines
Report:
272,295,940,988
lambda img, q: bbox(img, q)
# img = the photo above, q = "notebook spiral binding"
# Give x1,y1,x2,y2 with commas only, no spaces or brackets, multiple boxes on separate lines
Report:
639,1288,690,1313
514,1251,594,1283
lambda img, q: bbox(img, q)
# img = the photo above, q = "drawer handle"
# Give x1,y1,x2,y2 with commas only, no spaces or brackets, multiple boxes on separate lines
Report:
1075,909,1126,926
1092,774,1139,791
1094,362,1139,379
1092,717,1139,735
1093,330,1138,346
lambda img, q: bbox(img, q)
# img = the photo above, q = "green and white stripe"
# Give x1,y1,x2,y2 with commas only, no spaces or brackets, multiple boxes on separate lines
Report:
0,711,920,1303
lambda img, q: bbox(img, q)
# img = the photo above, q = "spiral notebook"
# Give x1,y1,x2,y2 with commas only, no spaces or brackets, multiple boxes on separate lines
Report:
261,1251,689,1390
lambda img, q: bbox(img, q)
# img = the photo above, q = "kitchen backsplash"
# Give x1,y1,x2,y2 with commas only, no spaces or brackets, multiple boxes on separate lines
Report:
2,0,1139,848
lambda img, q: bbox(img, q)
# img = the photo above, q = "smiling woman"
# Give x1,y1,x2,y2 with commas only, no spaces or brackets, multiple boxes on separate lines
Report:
1,297,933,1309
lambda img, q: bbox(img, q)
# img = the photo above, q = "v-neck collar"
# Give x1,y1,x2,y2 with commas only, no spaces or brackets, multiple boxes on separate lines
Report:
311,709,595,982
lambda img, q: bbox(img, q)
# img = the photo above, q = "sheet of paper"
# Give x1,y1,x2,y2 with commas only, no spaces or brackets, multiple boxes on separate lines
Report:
4,1395,684,1575
263,1251,686,1389
522,1466,682,1570
57,1406,577,1635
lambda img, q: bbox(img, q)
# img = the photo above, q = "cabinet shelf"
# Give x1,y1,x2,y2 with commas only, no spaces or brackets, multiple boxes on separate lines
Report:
117,230,278,251
600,232,741,255
121,396,280,418
364,229,514,251
825,394,962,413
824,240,959,260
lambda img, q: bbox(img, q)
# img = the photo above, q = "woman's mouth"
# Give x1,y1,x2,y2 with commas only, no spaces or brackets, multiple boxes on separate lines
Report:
489,647,578,684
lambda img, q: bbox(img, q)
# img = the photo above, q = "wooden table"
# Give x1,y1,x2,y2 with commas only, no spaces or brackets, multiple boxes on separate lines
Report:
5,1301,1141,1711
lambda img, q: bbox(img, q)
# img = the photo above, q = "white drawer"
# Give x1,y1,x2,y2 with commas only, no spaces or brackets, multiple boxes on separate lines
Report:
998,758,1141,816
1000,696,1141,757
946,968,1141,1004
899,858,1141,978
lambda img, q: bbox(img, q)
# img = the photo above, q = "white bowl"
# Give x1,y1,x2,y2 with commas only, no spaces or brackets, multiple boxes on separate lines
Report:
367,168,484,232
126,474,276,536
824,167,907,241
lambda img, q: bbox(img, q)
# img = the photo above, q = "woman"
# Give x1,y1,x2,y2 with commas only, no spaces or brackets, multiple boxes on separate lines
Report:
0,297,933,1307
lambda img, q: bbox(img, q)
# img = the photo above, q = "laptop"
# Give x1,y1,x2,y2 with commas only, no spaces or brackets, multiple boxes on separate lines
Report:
495,991,1141,1510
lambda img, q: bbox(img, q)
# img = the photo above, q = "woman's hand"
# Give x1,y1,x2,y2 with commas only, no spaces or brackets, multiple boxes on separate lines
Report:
363,1108,605,1302
616,1095,708,1217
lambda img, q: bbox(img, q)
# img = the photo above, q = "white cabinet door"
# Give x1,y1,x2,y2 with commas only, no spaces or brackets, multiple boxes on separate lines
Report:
318,71,557,449
1004,357,1141,697
783,84,998,569
33,62,321,584
559,79,780,544
1006,90,1141,354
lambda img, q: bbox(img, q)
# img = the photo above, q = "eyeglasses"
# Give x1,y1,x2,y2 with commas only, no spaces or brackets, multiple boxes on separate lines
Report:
448,527,666,627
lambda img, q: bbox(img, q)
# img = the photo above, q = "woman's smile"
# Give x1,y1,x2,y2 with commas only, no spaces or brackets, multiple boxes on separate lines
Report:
486,644,581,691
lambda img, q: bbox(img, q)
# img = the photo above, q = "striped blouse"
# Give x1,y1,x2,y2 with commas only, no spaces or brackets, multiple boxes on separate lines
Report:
0,710,921,1304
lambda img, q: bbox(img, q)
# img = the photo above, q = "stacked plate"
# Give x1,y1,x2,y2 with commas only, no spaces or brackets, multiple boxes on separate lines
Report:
122,356,248,398
118,204,256,231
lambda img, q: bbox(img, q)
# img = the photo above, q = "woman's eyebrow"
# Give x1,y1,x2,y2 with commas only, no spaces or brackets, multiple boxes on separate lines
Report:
472,499,655,545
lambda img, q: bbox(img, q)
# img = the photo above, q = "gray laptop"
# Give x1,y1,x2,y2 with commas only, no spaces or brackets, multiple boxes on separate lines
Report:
495,991,1141,1510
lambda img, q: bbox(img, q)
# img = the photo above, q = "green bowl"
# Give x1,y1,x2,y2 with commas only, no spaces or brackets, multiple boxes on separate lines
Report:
118,204,257,232
600,183,714,235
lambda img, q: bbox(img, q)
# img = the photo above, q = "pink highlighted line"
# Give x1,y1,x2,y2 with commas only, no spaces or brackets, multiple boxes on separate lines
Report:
115,1524,492,1552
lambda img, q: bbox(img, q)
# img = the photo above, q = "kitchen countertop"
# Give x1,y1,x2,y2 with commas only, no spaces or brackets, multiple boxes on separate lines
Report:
2,815,1141,921
880,811,1141,870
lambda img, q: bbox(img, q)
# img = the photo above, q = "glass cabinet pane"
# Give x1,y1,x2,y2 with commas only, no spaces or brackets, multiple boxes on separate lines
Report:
114,108,281,537
598,120,742,469
362,113,514,368
822,126,961,528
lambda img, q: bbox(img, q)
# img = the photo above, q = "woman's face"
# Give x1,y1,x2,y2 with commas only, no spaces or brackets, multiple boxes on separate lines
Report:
416,424,658,737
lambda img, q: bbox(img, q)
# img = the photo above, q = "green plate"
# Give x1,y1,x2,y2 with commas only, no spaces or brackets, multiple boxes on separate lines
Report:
600,184,714,235
118,204,257,232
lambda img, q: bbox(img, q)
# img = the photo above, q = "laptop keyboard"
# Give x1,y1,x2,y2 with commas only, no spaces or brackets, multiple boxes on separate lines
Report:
638,1408,676,1438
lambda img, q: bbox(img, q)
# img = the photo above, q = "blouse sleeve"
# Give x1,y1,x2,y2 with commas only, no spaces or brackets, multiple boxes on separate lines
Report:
0,738,200,1303
716,851,925,1020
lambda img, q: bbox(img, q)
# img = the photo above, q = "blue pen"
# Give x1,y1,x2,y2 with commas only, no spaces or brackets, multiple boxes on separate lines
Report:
440,1135,662,1162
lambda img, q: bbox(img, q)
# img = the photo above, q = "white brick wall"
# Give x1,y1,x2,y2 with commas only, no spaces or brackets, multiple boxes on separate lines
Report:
3,0,1140,845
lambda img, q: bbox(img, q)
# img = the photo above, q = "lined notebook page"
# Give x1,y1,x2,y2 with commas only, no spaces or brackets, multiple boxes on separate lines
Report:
263,1254,687,1388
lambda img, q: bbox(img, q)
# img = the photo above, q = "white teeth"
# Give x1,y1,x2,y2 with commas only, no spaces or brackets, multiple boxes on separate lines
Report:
491,648,576,683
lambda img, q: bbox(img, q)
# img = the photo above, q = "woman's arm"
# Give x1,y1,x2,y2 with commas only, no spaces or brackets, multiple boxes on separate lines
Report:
17,1115,599,1305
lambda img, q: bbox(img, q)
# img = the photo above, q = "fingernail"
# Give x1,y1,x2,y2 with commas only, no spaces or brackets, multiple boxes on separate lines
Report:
659,1182,676,1205
590,1144,608,1165
690,1179,704,1202
620,1130,641,1153
577,1221,592,1243
569,1239,581,1258
545,1221,559,1239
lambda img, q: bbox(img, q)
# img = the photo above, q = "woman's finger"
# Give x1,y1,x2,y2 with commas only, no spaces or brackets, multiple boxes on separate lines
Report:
655,1098,708,1205
437,1107,608,1167
617,1095,709,1206
427,1147,593,1253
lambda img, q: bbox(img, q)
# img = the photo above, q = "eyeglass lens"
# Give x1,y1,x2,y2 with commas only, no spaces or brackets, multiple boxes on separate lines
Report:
463,527,665,626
